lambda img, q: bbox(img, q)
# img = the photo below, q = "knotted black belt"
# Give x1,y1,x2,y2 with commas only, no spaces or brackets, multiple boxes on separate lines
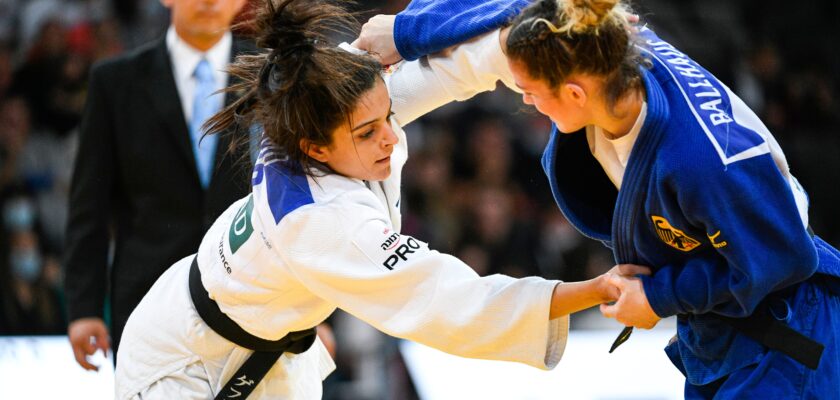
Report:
188,257,316,399
610,273,837,371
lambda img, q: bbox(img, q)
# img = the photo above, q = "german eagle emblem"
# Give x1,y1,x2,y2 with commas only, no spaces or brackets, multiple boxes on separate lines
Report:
651,216,701,252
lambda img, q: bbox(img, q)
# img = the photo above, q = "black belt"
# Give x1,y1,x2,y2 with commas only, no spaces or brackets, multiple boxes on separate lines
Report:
716,309,823,370
189,257,316,399
610,225,829,369
720,226,826,369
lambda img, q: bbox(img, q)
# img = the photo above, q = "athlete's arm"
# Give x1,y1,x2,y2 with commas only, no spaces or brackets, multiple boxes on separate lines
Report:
383,28,517,126
392,0,531,61
641,156,817,319
274,192,568,369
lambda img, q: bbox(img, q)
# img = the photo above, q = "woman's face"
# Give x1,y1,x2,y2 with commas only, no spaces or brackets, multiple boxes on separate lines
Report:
312,79,397,182
507,59,589,133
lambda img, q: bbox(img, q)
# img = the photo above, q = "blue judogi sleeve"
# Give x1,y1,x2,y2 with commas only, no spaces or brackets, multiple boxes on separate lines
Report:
640,152,819,318
394,0,531,61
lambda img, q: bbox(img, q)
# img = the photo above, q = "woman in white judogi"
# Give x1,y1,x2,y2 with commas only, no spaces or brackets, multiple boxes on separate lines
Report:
114,1,638,398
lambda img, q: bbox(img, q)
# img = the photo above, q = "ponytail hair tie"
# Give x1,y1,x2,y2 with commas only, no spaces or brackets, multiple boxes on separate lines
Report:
258,59,282,96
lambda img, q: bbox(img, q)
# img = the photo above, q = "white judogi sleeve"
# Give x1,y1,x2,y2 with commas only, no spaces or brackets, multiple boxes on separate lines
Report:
272,189,567,370
385,28,517,126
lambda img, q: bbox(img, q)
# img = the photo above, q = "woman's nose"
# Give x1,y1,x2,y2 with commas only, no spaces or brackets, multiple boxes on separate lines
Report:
382,124,398,147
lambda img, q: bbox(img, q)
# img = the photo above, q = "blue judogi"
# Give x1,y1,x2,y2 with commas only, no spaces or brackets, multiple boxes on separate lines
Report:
395,1,840,398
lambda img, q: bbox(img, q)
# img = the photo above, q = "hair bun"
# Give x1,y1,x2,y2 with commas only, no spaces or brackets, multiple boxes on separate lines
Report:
257,1,318,54
564,0,620,31
250,0,361,96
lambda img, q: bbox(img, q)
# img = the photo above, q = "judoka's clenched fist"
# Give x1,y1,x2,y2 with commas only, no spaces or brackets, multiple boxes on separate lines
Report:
353,14,400,65
600,268,661,329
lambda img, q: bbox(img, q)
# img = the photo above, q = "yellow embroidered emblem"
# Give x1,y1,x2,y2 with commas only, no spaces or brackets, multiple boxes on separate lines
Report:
707,230,728,248
651,215,701,252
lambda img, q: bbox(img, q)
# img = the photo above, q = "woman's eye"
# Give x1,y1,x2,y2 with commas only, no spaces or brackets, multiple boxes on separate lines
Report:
359,130,374,139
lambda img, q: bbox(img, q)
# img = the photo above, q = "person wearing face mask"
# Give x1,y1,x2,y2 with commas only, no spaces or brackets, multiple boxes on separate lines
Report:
0,221,64,335
62,0,254,370
10,236,42,283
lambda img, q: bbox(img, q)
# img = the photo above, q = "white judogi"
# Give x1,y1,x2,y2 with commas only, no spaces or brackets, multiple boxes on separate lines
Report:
116,30,567,399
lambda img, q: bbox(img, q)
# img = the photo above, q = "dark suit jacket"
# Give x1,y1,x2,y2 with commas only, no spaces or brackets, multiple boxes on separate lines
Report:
63,36,256,351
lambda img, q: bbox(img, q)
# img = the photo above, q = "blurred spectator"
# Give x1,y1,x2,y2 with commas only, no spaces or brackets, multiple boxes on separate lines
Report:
466,119,513,187
0,43,13,97
535,209,591,282
0,192,65,335
0,96,30,188
0,0,20,42
0,95,74,253
456,186,539,278
88,17,124,62
11,17,89,135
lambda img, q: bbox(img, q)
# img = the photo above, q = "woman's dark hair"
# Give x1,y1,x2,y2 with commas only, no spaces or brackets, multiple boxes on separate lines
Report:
506,0,645,111
206,0,381,174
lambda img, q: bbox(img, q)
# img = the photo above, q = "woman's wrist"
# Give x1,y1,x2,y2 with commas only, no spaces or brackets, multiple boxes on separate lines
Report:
549,276,617,319
594,273,620,304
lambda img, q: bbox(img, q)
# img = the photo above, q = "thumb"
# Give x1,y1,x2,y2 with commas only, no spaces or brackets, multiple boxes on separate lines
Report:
600,303,617,319
351,35,369,51
607,273,627,290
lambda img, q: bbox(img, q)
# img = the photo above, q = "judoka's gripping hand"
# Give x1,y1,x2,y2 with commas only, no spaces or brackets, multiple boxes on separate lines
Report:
600,268,661,329
353,14,401,65
549,264,650,318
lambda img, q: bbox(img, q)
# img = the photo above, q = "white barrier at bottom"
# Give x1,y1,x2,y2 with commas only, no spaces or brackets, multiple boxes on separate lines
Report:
0,336,114,399
0,329,685,400
400,329,685,400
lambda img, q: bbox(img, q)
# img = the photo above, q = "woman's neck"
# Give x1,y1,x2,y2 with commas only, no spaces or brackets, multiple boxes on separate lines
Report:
595,90,645,140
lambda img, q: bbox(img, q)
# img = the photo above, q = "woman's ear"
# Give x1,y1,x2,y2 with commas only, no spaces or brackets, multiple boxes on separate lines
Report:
563,82,588,108
300,139,330,163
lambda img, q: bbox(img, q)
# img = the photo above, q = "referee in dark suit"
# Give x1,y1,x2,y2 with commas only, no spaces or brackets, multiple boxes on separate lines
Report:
63,0,252,370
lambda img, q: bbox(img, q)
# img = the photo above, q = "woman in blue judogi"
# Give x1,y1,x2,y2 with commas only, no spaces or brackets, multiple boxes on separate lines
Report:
355,0,840,397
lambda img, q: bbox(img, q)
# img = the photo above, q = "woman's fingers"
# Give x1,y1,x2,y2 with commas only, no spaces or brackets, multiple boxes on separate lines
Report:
616,263,652,276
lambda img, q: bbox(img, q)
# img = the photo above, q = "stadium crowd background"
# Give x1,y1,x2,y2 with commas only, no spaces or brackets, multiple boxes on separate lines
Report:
0,0,837,398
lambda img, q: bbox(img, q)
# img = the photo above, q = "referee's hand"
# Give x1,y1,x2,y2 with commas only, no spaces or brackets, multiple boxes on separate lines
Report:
68,317,110,371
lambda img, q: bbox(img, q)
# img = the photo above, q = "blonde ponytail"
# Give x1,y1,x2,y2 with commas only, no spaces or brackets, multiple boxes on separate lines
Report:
532,0,632,35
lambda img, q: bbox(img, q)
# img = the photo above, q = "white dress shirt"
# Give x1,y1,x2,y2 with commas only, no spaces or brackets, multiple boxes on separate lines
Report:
165,26,232,121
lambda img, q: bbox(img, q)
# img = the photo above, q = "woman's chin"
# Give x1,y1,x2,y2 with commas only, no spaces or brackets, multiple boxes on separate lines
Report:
372,166,392,181
553,122,583,134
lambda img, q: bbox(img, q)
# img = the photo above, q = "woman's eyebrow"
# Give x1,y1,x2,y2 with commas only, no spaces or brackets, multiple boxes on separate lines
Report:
352,101,393,131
